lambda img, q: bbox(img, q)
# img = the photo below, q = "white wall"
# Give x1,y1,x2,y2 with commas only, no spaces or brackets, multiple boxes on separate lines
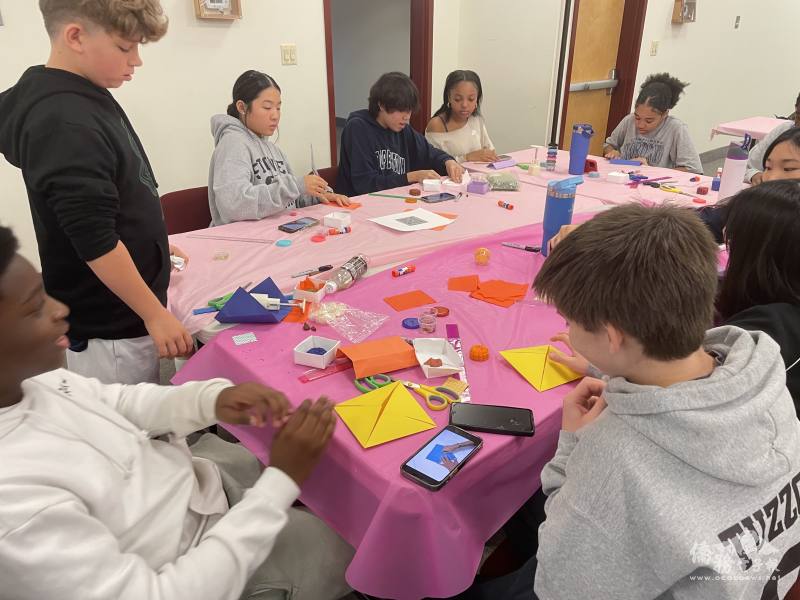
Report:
0,0,331,266
431,0,565,153
331,0,410,120
635,0,800,154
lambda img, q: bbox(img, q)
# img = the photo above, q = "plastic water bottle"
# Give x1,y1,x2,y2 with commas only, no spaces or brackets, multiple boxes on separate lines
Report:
541,176,584,256
323,255,370,293
717,141,749,200
568,124,594,175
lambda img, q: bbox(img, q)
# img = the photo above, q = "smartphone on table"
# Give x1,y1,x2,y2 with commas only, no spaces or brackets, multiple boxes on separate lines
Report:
449,403,535,437
421,192,456,203
401,425,482,491
278,216,319,233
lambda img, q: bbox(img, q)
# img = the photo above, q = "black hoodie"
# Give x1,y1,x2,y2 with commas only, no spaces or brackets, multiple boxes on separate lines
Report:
0,67,169,341
336,109,453,196
727,302,800,409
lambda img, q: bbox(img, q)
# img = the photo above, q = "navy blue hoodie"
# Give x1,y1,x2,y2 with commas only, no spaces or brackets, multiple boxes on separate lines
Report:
0,67,169,341
336,109,454,196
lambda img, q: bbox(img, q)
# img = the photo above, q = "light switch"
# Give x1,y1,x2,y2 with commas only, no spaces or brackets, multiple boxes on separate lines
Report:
280,43,297,66
649,40,659,57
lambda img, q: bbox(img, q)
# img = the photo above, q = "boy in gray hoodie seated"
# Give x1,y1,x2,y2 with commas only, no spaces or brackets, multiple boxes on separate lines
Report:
527,204,800,599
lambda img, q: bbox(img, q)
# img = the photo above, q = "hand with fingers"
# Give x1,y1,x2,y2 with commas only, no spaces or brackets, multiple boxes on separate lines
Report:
604,147,621,159
549,331,590,376
145,308,194,359
445,160,464,183
269,397,337,486
320,193,351,207
303,174,330,198
547,224,580,253
215,383,291,428
407,169,440,184
561,377,607,433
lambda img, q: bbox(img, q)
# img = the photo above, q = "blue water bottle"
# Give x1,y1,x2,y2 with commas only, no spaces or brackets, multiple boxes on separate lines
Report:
568,124,594,175
542,176,584,256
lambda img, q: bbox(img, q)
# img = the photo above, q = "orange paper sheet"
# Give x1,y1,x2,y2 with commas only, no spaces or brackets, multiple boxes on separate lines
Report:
342,202,362,211
383,290,437,312
336,336,418,378
448,275,480,292
469,279,528,308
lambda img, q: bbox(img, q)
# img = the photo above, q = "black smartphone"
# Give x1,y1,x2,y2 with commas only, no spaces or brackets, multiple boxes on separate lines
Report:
421,192,456,203
449,403,535,437
278,216,319,233
401,425,482,491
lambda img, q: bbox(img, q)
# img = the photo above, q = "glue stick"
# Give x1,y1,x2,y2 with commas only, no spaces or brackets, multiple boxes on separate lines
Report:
498,200,514,210
391,264,416,277
327,226,352,235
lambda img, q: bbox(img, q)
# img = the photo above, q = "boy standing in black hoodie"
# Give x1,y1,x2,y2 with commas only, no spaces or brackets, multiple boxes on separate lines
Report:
0,0,192,384
337,71,465,196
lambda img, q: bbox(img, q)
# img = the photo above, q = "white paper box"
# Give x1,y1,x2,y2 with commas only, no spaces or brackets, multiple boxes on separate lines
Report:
607,171,629,184
293,336,340,369
413,338,464,378
322,211,351,229
422,178,442,192
293,279,326,304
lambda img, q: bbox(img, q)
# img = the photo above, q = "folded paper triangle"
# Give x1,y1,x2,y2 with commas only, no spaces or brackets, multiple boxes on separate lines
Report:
337,336,418,379
500,345,581,392
335,381,436,448
216,277,292,324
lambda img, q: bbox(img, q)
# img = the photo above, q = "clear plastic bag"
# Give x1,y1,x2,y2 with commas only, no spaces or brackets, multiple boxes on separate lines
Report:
487,172,520,191
308,302,389,343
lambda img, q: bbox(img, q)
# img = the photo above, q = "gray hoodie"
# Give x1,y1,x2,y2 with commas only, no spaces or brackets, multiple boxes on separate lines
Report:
208,115,319,226
535,326,800,599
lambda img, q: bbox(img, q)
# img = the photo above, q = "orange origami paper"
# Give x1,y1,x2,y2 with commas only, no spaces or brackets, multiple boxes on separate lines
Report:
342,202,362,211
383,290,437,312
448,275,480,292
470,279,528,308
337,336,418,378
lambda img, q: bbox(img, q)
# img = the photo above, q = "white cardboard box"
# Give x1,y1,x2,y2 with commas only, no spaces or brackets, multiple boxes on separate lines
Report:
422,178,442,192
413,338,464,378
322,211,351,229
293,279,326,304
293,336,340,369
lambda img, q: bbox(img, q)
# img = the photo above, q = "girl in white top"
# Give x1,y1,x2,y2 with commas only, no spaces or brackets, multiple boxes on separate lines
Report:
426,70,498,163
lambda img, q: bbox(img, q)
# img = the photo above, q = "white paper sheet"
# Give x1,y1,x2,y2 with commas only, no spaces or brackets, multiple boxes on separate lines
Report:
369,208,455,232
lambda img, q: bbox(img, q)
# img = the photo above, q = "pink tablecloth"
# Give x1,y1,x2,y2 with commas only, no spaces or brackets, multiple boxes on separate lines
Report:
710,116,791,140
167,179,607,336
172,220,594,599
168,150,714,337
465,149,719,206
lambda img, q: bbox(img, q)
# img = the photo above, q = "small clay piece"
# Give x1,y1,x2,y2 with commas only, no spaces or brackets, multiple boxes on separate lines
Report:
303,323,311,331
690,176,700,182
469,344,490,362
409,188,421,196
424,358,443,367
405,198,418,203
310,325,317,331
696,186,709,195
433,306,450,317
692,197,706,204
402,317,420,329
307,347,327,355
311,235,326,243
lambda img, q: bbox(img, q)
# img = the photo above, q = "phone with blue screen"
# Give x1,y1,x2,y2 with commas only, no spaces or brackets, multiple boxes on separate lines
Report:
401,426,482,490
278,216,319,233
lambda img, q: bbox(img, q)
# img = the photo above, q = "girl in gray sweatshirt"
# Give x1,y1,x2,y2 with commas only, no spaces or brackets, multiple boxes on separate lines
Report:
208,71,348,227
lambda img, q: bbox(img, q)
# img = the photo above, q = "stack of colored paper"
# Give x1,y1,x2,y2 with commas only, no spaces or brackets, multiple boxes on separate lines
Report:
471,279,528,308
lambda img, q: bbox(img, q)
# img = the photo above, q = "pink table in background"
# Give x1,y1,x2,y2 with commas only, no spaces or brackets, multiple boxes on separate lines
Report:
173,220,593,600
710,116,791,140
168,179,606,336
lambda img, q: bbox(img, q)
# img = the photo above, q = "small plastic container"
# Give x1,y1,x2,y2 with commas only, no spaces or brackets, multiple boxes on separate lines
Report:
293,278,326,304
293,336,340,369
419,311,437,334
474,247,491,266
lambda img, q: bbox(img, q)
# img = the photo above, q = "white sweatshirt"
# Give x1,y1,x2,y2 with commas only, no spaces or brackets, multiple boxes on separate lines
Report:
0,369,300,600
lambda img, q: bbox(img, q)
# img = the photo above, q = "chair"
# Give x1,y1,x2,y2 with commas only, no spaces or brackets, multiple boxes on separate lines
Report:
314,166,339,192
160,186,212,234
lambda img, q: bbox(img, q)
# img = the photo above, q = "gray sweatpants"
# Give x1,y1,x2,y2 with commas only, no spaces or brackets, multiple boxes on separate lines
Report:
190,434,354,600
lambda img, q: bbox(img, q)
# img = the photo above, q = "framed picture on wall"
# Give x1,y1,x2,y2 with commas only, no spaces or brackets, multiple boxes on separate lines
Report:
193,0,242,20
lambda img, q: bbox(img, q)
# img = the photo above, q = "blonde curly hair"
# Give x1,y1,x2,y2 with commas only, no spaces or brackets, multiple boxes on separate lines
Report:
40,0,168,42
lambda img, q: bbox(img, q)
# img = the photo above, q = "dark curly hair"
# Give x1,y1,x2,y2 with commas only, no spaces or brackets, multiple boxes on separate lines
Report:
635,73,689,114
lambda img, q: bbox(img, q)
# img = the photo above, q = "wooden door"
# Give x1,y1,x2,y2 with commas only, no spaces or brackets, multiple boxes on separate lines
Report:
561,0,626,156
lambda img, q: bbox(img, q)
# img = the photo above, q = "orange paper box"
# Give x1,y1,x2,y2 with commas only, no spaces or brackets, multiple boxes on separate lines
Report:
336,336,418,378
383,290,437,312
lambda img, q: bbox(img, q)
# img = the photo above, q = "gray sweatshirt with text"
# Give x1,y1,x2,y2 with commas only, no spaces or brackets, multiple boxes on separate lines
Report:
208,115,319,226
535,326,800,600
606,114,703,174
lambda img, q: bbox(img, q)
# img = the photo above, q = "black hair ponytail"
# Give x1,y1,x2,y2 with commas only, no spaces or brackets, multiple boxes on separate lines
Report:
635,73,688,114
227,70,281,119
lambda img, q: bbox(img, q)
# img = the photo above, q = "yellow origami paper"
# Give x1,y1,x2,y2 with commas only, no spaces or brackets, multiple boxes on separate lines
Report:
335,381,436,448
500,345,581,392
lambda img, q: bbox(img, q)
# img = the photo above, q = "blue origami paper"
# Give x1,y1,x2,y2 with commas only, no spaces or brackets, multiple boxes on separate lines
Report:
215,277,292,324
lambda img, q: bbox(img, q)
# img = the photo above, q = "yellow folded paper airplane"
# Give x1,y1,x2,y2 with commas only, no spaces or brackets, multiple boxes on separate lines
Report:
335,381,436,448
500,345,581,392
